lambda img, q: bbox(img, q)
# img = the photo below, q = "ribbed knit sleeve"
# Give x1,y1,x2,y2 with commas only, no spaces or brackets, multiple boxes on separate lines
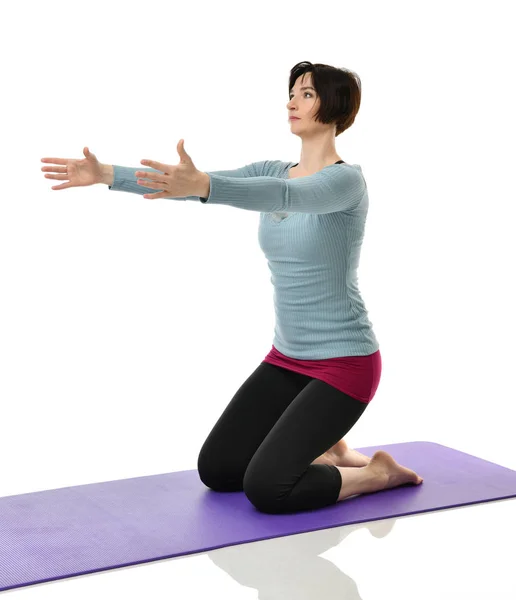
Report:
108,161,268,200
201,163,366,213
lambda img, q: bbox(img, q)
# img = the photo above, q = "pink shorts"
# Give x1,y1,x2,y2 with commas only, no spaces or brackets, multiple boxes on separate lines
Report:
262,345,382,404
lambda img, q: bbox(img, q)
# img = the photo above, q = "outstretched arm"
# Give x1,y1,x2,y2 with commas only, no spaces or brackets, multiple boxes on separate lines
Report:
200,164,366,213
106,161,267,199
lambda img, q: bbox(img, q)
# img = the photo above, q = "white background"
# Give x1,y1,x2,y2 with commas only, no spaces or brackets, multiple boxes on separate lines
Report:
1,0,515,597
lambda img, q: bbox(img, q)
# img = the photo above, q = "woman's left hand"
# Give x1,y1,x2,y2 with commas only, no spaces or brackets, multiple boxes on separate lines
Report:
135,139,207,199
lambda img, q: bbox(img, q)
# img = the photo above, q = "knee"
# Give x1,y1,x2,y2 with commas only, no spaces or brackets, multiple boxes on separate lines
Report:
197,446,244,493
243,465,286,514
197,446,225,491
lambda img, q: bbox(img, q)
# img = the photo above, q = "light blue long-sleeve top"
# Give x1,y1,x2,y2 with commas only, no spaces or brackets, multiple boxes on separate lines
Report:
109,160,379,359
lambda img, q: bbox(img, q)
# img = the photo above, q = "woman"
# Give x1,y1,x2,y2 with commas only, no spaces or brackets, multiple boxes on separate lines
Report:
41,61,423,515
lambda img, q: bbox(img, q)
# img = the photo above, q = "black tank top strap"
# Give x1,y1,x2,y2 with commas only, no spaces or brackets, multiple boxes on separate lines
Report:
290,160,346,168
291,160,346,167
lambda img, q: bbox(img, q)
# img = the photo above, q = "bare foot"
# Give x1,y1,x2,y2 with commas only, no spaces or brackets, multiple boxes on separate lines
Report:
312,439,371,468
367,450,423,489
332,439,372,468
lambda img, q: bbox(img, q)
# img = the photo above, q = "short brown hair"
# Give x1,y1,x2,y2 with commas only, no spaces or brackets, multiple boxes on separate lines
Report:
288,61,361,137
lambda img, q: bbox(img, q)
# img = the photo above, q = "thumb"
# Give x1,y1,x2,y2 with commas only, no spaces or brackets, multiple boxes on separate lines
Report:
177,138,191,163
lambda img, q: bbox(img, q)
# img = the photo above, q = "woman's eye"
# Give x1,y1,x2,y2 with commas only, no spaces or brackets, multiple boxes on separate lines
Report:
289,92,312,100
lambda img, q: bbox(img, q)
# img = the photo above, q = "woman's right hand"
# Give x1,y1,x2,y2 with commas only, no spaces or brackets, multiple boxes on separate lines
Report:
41,147,103,190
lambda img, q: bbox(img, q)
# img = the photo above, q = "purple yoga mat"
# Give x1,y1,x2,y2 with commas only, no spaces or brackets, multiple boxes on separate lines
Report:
1,441,516,592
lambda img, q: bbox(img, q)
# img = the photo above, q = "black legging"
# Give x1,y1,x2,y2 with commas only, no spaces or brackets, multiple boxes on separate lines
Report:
197,361,369,514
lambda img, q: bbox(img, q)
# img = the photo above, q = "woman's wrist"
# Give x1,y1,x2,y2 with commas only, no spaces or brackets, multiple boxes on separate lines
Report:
197,172,211,198
100,164,114,186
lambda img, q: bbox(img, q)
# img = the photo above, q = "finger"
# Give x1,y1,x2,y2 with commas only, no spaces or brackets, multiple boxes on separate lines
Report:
140,159,169,173
44,173,69,180
136,179,160,189
135,170,163,181
143,192,164,200
41,158,72,164
42,166,68,173
50,183,72,190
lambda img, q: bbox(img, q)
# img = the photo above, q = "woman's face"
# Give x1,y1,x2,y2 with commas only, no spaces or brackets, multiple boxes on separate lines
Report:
287,73,319,127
